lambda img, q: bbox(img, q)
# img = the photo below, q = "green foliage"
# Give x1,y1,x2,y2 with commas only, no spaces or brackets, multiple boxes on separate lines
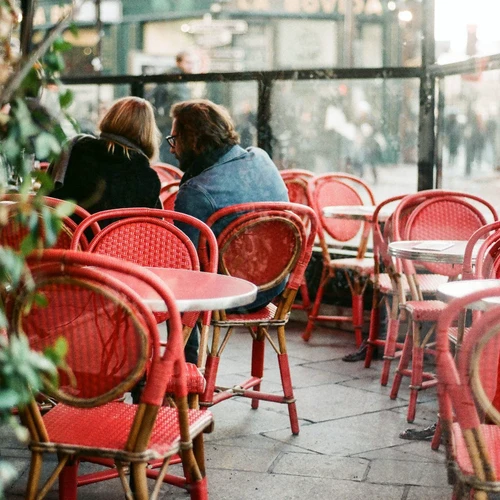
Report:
0,16,77,498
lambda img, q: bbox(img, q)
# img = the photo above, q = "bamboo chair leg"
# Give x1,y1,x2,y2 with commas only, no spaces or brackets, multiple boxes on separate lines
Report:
352,292,364,348
130,462,149,500
407,333,425,423
390,327,413,399
365,291,380,368
250,328,266,410
431,418,442,450
381,297,402,386
26,451,43,500
58,459,79,500
278,351,299,435
302,268,329,341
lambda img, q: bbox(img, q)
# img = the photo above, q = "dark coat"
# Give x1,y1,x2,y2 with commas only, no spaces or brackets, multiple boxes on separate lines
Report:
49,136,161,217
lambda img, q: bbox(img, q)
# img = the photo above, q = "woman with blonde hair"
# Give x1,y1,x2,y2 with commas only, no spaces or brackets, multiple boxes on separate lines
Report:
49,96,161,220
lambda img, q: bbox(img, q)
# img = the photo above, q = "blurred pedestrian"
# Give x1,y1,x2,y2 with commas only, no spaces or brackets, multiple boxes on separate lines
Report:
147,51,197,165
445,113,461,167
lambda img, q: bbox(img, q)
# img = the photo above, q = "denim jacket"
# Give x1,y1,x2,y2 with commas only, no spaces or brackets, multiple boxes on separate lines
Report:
174,145,289,310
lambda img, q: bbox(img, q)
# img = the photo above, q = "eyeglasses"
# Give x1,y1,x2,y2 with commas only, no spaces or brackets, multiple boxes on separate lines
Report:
166,135,177,148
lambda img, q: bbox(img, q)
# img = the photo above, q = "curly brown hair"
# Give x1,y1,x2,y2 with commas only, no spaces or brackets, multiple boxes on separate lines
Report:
170,99,239,155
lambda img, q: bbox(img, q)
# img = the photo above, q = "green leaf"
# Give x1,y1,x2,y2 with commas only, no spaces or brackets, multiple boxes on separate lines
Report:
53,200,75,218
0,390,20,410
35,133,61,161
58,89,73,109
52,38,73,53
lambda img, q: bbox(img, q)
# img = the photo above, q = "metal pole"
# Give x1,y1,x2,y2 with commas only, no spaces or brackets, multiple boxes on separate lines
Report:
257,78,273,157
417,0,436,190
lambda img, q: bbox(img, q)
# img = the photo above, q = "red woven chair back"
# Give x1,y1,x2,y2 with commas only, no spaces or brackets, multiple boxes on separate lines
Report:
17,250,186,407
280,169,314,207
279,169,315,182
152,163,183,183
71,208,218,273
90,217,197,269
462,221,500,280
218,212,303,291
71,208,218,328
160,180,180,211
283,177,310,207
200,202,317,293
308,173,375,253
372,194,408,274
0,195,96,251
437,286,500,461
397,192,496,277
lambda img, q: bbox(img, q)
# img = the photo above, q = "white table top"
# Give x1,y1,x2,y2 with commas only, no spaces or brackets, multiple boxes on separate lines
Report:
388,240,480,265
102,267,258,313
437,279,500,311
322,204,394,222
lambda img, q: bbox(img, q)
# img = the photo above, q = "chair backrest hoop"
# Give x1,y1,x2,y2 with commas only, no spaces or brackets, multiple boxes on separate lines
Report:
23,249,186,407
200,202,318,292
0,194,97,251
404,196,487,277
217,211,304,291
14,262,154,407
71,207,218,273
87,216,199,270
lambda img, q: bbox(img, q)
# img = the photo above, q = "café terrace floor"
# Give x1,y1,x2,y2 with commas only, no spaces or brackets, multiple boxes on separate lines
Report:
3,317,449,500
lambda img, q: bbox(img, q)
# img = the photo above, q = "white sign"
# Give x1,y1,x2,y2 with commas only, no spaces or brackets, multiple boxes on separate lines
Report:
76,0,123,23
184,19,248,35
195,31,233,48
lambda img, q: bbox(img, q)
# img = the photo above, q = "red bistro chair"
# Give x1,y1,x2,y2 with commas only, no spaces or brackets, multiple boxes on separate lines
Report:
389,190,497,422
16,250,213,500
198,201,318,435
0,194,99,251
280,169,315,313
303,173,376,347
152,162,183,183
432,221,500,451
364,194,450,378
436,285,500,499
70,207,219,369
160,179,180,211
280,169,315,207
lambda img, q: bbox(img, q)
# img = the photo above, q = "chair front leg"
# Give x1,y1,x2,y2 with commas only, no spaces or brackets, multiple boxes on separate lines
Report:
250,326,266,410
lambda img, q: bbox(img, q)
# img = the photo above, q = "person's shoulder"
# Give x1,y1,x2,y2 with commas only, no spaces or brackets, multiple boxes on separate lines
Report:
244,146,275,165
69,134,100,151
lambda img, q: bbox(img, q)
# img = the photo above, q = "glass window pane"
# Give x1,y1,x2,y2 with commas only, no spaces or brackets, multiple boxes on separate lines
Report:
65,84,130,135
270,78,419,199
436,0,500,63
440,71,500,209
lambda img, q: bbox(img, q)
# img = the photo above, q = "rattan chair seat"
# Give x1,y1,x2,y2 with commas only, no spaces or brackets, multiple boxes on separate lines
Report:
328,257,375,275
40,402,212,461
219,303,278,324
400,299,446,321
165,363,205,394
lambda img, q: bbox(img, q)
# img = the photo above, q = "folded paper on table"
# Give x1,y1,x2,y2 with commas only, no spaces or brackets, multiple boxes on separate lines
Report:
412,241,455,251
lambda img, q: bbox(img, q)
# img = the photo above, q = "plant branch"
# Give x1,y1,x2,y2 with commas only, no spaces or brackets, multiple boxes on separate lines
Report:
0,0,85,105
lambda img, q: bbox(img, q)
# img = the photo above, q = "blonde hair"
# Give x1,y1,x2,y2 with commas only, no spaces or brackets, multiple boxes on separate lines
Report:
99,97,161,161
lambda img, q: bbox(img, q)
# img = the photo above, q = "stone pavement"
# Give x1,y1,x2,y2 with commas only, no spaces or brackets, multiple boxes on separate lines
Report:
2,318,449,499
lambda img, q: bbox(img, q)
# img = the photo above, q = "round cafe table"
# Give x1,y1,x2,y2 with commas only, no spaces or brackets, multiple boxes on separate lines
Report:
322,204,393,222
437,279,500,311
388,240,481,265
102,267,258,313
